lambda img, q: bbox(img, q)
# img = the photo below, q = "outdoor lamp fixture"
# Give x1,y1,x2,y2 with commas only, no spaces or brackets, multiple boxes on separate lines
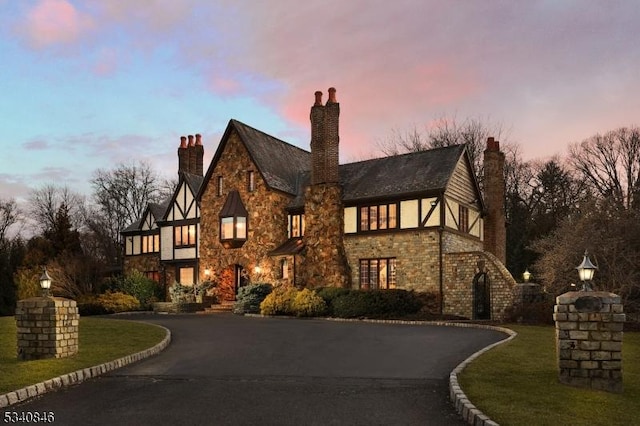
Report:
39,267,52,298
523,269,532,283
576,250,598,291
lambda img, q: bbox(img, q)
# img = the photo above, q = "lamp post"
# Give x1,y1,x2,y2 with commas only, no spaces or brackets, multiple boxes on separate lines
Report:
523,269,532,283
576,250,597,291
39,267,52,298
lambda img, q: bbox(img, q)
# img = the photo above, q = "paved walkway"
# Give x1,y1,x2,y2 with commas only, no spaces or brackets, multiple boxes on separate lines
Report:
14,314,505,425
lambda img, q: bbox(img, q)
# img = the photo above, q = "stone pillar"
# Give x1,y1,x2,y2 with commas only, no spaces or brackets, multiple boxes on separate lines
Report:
554,291,625,393
16,297,79,361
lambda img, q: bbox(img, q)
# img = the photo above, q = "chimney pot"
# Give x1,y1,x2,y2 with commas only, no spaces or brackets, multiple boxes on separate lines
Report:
314,91,323,106
486,137,500,151
188,135,195,147
180,136,187,148
195,134,202,146
327,87,337,104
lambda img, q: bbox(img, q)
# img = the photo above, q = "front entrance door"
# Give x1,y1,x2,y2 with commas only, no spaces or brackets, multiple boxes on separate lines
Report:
219,264,248,301
473,272,491,320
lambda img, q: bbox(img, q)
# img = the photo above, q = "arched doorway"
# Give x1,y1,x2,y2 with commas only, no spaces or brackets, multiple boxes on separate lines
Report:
473,272,491,320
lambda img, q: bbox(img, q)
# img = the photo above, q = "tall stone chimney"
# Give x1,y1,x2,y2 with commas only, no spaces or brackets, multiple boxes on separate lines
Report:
194,133,204,176
483,137,506,264
302,88,350,289
178,136,189,174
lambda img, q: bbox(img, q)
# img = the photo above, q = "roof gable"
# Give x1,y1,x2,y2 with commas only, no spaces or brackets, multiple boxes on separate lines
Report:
162,172,202,222
199,119,310,198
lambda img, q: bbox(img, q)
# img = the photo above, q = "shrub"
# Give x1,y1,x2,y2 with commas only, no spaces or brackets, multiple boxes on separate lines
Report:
291,289,327,317
331,289,423,319
315,287,353,315
233,283,273,315
104,271,162,310
505,298,555,325
77,294,108,316
96,292,140,314
260,286,298,316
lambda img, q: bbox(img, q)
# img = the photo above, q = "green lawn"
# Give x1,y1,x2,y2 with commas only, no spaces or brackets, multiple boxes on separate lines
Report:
459,325,640,426
0,316,167,394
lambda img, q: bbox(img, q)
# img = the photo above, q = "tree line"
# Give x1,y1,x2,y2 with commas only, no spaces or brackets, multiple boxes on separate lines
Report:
1,121,639,315
0,163,174,315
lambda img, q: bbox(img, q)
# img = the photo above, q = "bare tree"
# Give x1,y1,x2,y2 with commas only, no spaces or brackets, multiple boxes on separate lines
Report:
570,127,640,210
90,161,167,268
0,198,21,242
28,185,85,233
376,115,512,186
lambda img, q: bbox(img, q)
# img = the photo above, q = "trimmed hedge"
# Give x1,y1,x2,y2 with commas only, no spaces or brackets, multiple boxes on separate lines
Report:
78,292,141,315
233,283,273,314
331,289,423,319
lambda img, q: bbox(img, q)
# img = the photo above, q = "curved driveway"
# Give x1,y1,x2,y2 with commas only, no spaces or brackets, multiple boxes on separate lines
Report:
16,314,505,425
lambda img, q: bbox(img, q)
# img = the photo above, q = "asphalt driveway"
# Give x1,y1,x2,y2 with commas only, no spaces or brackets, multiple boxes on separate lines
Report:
14,314,506,425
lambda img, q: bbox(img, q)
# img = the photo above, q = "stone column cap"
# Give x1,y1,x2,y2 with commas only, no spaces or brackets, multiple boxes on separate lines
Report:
556,291,621,305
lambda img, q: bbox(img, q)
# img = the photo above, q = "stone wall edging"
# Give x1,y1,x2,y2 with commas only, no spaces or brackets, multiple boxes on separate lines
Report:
244,313,516,425
0,324,171,409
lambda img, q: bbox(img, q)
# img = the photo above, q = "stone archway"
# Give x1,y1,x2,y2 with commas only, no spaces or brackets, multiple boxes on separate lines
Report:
473,272,491,320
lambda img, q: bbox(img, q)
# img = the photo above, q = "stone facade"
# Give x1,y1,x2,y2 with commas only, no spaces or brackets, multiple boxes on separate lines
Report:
16,297,79,360
199,131,293,300
444,251,516,320
554,291,625,393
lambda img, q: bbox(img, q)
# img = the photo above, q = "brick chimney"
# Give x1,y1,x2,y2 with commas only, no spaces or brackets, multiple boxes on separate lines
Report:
310,88,340,185
483,137,506,264
187,135,196,174
302,88,350,289
194,133,204,176
178,136,189,174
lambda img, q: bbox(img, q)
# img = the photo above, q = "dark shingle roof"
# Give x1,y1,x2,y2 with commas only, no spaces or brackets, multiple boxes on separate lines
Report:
289,144,466,208
183,172,205,195
231,120,311,195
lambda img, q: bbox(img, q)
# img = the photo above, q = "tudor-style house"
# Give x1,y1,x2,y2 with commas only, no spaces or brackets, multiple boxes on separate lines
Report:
123,88,516,319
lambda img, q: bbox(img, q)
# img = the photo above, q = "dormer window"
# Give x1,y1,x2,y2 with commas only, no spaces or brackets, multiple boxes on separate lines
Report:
219,190,248,248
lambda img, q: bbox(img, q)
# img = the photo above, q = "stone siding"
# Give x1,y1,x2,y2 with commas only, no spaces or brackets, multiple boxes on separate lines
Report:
16,297,79,360
199,131,293,300
302,184,350,288
444,251,516,320
344,229,441,292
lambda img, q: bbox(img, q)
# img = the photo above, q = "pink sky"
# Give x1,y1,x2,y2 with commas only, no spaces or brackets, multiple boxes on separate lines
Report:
1,1,640,205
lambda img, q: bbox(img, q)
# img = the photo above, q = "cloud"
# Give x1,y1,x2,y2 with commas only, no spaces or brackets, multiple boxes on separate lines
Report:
23,139,50,150
21,0,95,49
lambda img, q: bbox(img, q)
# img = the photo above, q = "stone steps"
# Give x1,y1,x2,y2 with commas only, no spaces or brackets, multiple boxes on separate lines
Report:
197,301,235,314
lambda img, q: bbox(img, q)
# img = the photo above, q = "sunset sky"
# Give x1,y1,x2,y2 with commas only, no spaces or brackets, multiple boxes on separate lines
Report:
1,1,639,204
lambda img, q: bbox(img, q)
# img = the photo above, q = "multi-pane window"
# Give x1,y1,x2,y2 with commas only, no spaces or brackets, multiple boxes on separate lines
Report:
221,217,246,240
145,271,160,282
289,214,305,237
459,205,469,233
248,171,255,192
175,224,196,247
141,234,159,253
359,203,397,232
359,258,397,290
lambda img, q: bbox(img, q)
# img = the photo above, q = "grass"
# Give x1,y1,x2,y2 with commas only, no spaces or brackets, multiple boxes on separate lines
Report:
0,316,167,394
459,325,640,426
